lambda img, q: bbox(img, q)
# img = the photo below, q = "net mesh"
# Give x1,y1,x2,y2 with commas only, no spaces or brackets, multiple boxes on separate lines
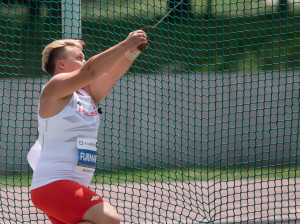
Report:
0,0,300,223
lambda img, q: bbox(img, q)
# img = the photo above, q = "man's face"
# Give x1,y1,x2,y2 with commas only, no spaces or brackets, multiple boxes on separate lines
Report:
61,46,86,73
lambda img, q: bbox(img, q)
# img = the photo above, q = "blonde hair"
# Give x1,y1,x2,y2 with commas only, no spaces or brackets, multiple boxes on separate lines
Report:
42,39,84,75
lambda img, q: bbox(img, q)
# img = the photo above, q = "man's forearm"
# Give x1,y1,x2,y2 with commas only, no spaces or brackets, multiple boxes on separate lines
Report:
108,54,135,77
82,41,129,78
88,54,137,103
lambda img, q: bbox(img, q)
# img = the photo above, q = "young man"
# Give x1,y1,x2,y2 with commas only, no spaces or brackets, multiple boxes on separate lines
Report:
27,30,148,224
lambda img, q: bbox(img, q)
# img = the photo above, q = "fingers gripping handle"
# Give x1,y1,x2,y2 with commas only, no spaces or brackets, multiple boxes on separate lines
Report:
125,27,154,60
138,44,147,51
138,26,154,51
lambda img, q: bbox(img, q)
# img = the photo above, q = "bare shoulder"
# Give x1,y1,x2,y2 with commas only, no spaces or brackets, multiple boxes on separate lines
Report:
41,70,92,101
39,81,73,119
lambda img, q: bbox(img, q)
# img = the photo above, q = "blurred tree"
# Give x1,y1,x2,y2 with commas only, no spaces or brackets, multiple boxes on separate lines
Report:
204,0,213,20
168,0,191,20
279,0,288,14
1,0,61,22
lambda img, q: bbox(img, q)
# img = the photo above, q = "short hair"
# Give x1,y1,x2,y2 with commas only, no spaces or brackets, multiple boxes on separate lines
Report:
42,39,84,75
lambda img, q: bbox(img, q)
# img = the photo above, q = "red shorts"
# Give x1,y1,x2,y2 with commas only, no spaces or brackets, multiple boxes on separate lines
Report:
31,180,105,224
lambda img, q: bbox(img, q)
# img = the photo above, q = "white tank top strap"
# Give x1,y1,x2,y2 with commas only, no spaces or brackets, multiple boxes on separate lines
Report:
77,88,89,96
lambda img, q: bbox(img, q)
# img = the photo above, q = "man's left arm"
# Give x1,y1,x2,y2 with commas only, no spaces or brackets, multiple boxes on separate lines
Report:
88,54,137,104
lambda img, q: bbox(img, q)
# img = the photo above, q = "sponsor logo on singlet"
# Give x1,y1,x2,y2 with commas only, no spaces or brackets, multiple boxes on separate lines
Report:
76,100,98,117
75,138,98,174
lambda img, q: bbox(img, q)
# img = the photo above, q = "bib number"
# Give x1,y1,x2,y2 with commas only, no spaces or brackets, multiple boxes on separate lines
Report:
75,137,98,174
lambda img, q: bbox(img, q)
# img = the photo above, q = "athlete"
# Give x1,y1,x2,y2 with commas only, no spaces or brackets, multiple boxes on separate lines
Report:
27,30,148,224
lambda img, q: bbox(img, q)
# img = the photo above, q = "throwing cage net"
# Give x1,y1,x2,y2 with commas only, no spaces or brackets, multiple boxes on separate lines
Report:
0,0,299,223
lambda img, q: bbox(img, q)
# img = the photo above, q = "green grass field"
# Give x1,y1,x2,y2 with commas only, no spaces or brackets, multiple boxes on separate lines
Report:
0,0,299,76
1,0,299,188
2,0,298,20
94,164,300,184
1,164,299,187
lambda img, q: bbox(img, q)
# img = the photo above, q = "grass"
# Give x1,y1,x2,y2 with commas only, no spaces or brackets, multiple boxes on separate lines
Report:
2,0,293,21
1,164,299,187
93,164,300,185
0,0,299,188
0,1,299,77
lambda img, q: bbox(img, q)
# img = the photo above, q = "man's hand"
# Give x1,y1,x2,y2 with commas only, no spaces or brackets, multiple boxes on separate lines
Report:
123,30,148,51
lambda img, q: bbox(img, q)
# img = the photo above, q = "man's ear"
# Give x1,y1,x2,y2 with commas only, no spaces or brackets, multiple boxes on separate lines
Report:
56,60,64,70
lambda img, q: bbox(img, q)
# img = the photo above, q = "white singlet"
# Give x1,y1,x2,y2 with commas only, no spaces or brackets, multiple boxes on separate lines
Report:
27,89,100,190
